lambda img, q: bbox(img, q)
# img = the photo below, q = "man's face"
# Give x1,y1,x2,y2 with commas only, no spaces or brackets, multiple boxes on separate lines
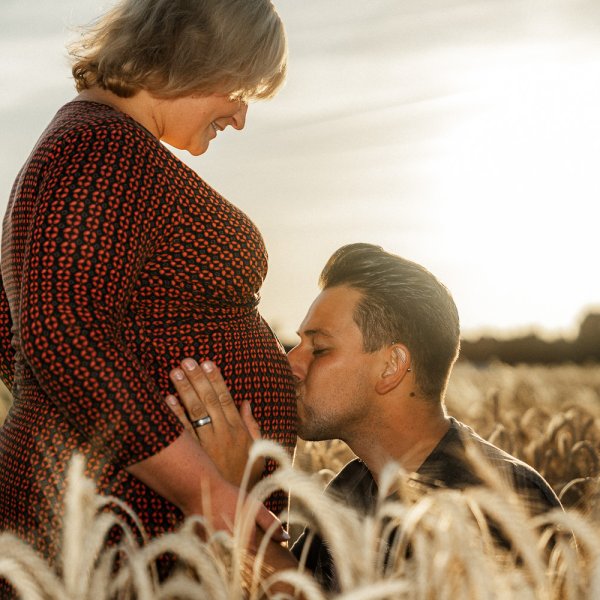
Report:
287,285,381,442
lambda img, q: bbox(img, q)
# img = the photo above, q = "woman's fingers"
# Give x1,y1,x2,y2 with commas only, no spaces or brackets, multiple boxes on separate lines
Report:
169,362,211,425
196,361,240,426
177,359,251,434
241,400,262,441
240,400,266,488
165,394,195,434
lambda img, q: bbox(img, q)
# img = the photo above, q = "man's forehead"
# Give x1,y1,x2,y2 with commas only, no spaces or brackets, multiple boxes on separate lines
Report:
297,326,334,339
297,286,362,336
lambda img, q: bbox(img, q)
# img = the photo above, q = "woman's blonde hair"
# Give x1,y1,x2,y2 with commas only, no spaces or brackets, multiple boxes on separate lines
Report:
69,0,287,100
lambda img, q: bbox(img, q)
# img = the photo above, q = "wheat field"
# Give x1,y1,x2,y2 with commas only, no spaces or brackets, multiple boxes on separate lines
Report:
1,362,600,599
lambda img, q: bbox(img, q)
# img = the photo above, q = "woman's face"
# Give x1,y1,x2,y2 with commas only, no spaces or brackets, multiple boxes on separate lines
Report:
158,94,248,156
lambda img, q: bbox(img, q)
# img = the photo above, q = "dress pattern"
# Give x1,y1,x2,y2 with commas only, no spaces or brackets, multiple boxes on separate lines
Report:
0,101,297,567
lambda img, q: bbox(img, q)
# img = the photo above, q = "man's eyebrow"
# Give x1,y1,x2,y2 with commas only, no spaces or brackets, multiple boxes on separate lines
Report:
296,328,333,338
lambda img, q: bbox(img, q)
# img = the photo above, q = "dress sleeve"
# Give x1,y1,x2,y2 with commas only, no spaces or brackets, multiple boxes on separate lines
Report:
0,276,15,391
18,123,184,466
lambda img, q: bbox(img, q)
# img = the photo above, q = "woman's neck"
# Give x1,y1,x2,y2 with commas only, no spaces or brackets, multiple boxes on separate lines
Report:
75,88,163,139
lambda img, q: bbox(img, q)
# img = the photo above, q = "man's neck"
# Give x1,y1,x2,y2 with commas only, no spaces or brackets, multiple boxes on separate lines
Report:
345,404,451,484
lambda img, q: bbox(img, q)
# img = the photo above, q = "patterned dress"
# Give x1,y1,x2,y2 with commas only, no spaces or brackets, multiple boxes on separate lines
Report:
0,101,297,567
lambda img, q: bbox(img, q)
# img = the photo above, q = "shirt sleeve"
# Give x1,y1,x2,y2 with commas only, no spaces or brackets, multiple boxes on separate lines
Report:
0,276,14,391
18,122,184,466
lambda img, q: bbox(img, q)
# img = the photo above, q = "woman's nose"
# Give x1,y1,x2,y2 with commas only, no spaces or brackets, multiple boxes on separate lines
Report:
230,101,248,130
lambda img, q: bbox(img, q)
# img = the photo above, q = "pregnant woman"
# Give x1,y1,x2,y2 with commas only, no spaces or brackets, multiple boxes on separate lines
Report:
0,0,296,579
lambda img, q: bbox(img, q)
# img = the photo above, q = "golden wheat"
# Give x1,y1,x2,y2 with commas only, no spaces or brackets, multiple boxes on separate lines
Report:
1,363,600,598
0,440,596,599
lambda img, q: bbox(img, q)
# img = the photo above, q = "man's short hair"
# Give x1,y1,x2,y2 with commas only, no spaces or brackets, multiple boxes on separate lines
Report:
319,243,460,400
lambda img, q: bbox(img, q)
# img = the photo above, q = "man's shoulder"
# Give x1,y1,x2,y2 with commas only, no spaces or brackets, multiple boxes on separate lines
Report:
450,418,562,511
416,418,561,512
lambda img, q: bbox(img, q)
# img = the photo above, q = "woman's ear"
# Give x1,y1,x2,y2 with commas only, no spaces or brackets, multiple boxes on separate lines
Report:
375,344,411,394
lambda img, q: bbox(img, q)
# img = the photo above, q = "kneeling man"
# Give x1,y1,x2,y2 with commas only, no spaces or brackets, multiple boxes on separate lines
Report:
168,243,562,588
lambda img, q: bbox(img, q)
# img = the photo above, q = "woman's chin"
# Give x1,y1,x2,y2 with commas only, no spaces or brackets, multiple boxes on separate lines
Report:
188,139,211,156
164,139,210,157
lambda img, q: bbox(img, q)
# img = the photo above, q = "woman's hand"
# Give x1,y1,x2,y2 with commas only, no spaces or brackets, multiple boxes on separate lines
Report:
166,359,265,490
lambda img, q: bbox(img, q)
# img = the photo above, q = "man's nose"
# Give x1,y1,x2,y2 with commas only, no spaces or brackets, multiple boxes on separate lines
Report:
286,345,305,381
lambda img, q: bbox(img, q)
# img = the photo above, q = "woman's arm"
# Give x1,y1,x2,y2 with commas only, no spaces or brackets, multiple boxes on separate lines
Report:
18,124,180,465
127,430,284,536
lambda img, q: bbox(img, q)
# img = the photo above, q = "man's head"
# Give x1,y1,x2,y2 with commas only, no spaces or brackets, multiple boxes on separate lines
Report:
289,243,460,441
319,243,461,399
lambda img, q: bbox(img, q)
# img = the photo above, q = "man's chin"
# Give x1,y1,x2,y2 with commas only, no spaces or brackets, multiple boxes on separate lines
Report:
296,421,328,443
296,406,327,441
296,418,307,440
296,420,310,441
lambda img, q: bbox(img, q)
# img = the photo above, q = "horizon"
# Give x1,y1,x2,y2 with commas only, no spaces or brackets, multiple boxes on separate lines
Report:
276,307,599,349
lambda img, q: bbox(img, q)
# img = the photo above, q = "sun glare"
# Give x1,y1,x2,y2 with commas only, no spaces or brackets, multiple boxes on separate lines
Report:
430,43,600,334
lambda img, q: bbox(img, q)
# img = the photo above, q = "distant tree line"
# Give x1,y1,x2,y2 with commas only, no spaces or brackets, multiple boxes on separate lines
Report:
459,313,600,365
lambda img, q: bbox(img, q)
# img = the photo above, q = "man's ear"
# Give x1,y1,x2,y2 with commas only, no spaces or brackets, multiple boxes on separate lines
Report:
375,344,411,394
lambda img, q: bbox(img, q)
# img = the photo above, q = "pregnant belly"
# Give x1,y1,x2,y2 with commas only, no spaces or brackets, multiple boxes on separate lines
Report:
130,310,297,444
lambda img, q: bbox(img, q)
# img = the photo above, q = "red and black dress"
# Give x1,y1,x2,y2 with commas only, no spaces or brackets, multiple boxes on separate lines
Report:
0,100,296,566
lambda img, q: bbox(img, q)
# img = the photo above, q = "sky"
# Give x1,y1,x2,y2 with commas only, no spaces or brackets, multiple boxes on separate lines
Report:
1,0,599,343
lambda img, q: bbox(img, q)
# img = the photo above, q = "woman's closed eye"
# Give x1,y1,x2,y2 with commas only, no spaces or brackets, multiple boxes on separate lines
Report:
312,347,328,356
